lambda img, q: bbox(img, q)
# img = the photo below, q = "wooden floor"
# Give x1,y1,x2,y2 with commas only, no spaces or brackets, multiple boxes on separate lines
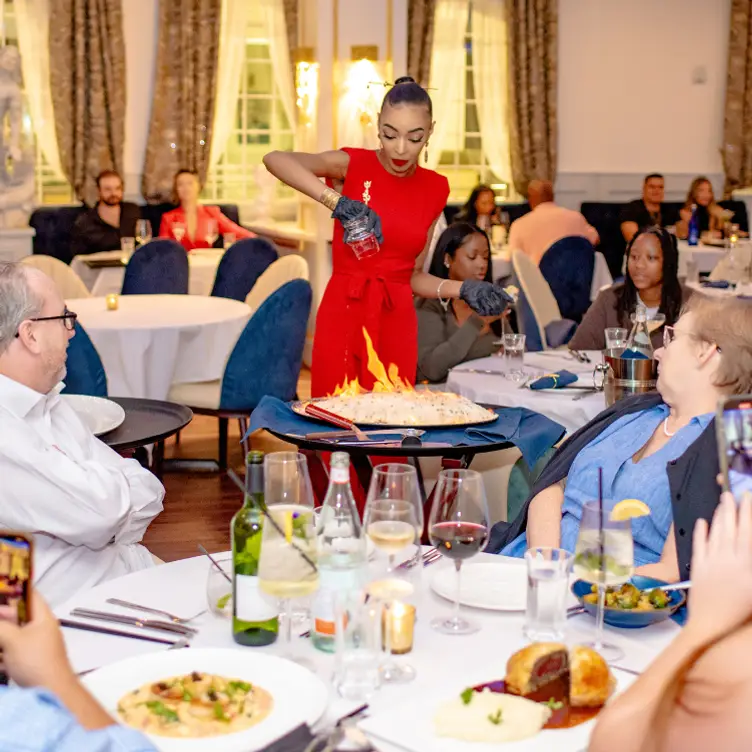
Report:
142,369,311,562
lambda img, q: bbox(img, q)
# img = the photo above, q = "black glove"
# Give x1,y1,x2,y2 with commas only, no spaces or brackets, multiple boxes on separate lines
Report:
459,280,514,317
331,196,384,244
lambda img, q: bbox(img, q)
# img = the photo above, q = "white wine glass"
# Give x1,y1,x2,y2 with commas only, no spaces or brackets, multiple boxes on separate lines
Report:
205,218,219,248
428,469,489,635
135,219,152,247
258,452,318,663
572,500,634,662
364,464,422,685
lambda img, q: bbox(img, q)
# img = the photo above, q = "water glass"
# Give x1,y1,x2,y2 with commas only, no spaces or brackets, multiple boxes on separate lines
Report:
524,547,573,642
503,333,526,382
206,555,233,619
334,596,382,701
205,218,219,248
223,232,236,249
120,236,135,264
604,327,629,352
343,216,380,260
684,253,699,285
135,219,152,246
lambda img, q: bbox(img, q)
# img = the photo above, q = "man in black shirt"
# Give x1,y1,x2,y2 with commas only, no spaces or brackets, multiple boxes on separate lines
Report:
619,173,679,242
70,170,140,256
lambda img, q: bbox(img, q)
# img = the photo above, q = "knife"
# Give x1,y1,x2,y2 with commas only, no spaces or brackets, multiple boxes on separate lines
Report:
70,608,198,636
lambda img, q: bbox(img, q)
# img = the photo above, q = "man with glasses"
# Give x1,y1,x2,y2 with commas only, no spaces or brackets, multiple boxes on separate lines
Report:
0,261,164,607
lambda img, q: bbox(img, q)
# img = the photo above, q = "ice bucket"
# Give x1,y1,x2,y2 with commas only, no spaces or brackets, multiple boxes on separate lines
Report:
603,350,658,406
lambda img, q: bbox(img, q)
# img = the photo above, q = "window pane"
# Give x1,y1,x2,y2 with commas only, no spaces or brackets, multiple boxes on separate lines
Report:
246,99,271,130
246,44,270,61
465,104,479,134
459,149,482,165
248,63,273,93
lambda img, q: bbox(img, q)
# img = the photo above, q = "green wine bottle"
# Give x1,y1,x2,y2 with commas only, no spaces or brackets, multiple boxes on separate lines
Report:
232,451,278,646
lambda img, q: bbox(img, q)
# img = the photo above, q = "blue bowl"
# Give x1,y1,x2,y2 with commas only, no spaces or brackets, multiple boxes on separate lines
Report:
571,576,686,629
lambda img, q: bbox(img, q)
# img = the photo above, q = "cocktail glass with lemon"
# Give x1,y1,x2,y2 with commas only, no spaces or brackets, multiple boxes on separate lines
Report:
573,498,649,662
258,453,318,662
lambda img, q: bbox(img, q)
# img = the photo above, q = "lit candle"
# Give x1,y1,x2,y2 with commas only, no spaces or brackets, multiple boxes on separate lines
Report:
384,601,415,655
105,293,119,311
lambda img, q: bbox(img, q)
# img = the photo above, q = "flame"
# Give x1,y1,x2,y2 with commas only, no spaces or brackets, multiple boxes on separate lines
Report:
330,327,414,396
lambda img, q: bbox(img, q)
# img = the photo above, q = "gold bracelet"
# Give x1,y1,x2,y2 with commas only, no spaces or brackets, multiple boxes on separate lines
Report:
320,187,342,212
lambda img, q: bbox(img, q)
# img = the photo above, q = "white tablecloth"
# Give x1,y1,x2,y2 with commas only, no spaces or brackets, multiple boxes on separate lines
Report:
66,295,250,399
676,240,726,276
447,350,607,436
56,551,679,751
71,249,224,297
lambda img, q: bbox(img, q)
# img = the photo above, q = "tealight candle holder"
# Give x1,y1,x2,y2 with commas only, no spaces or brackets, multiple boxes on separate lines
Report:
383,601,415,655
105,293,119,311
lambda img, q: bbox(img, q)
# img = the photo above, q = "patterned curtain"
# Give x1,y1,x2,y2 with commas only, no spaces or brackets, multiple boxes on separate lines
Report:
723,0,752,195
408,0,437,86
505,0,557,195
48,0,126,206
141,0,222,203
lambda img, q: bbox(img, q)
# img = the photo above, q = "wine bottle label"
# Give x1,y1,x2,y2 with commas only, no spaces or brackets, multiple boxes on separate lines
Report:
331,467,349,483
235,574,278,621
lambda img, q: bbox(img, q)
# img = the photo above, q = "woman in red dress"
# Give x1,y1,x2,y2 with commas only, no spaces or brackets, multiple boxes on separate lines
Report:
264,77,510,397
159,169,255,252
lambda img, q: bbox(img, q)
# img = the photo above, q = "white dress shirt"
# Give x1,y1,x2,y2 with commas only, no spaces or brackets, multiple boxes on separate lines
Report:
0,375,165,606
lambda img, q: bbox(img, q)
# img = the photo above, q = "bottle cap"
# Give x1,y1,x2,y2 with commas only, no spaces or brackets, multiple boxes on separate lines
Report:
246,451,264,464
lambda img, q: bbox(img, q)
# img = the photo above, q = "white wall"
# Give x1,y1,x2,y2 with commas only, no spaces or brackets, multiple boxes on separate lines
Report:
558,0,730,179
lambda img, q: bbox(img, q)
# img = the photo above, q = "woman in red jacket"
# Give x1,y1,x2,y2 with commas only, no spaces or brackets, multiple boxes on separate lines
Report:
159,169,254,252
263,77,510,397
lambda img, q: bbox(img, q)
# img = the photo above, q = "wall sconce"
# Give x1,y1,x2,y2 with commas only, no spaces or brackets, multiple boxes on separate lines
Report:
294,47,318,129
338,46,383,147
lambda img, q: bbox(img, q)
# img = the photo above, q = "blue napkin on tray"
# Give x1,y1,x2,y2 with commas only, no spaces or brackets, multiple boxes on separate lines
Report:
701,279,731,289
620,348,650,360
246,396,566,470
528,370,578,390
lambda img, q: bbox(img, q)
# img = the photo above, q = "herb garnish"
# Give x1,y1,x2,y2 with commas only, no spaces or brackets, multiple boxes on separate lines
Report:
487,708,503,725
545,698,564,710
145,701,179,723
214,702,230,722
460,687,474,705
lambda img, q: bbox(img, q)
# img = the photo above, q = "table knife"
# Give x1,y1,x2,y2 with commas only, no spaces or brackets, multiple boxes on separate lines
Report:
70,608,198,636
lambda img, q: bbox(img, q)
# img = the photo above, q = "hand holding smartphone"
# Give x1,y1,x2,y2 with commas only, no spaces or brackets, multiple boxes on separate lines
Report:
717,396,752,499
0,533,32,685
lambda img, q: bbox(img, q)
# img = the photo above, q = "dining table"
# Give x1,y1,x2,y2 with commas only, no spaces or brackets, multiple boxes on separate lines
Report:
56,549,680,751
447,350,607,436
71,248,225,297
66,294,250,400
676,239,727,277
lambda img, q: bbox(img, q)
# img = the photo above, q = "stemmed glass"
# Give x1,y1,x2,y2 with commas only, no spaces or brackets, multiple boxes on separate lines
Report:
428,469,489,635
573,500,634,662
205,218,219,248
172,221,186,244
135,219,152,247
258,452,318,663
363,464,423,684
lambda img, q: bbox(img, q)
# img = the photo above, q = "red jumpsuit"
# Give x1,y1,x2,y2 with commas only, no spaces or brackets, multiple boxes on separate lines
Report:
311,148,450,397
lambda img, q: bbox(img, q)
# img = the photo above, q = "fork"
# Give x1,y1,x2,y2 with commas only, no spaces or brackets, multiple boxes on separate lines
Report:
397,547,441,570
106,598,207,625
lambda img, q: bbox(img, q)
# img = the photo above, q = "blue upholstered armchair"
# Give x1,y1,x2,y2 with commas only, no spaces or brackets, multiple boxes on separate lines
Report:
210,238,278,301
539,236,595,323
61,321,108,397
121,239,189,295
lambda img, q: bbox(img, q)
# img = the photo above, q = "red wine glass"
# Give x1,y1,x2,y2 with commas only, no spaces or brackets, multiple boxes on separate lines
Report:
428,469,490,635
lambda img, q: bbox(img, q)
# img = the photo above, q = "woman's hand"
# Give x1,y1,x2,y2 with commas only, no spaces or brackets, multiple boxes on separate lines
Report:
459,280,513,317
687,492,752,643
331,196,384,244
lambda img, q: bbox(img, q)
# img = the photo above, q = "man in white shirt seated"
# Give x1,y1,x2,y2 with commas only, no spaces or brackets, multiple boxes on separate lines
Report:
0,261,164,607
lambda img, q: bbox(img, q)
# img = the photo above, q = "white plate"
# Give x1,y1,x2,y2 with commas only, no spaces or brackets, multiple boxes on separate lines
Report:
431,560,528,611
62,394,125,436
359,670,634,752
82,648,329,752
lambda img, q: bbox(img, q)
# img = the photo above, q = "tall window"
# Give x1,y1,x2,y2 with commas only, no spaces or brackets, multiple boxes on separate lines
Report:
203,13,294,206
0,2,72,205
437,6,504,202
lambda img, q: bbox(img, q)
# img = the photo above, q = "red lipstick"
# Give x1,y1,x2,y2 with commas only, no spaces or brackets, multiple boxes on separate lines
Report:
392,159,409,167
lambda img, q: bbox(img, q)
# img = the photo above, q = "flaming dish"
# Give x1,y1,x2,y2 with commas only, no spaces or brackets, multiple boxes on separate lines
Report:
293,328,498,428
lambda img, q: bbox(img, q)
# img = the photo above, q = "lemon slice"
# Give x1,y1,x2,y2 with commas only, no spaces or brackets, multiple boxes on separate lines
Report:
282,510,294,543
610,498,650,521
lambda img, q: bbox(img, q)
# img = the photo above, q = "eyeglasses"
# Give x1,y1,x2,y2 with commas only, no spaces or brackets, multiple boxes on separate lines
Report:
14,307,78,338
663,324,722,353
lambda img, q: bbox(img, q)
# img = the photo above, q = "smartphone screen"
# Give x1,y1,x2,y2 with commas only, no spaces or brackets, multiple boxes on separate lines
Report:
0,534,32,625
719,398,752,498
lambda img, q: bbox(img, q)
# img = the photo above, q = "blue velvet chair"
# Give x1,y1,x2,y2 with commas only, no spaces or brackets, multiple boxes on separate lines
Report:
61,321,108,397
539,236,596,323
167,278,313,474
121,239,189,295
210,238,278,301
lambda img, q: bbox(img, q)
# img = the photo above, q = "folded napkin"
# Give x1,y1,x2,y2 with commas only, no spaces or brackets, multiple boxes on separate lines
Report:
620,349,651,360
701,279,732,289
528,370,578,390
247,396,565,470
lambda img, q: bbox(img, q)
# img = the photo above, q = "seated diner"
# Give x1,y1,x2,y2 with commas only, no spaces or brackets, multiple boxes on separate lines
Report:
675,176,730,240
487,294,752,583
417,222,502,383
568,226,689,352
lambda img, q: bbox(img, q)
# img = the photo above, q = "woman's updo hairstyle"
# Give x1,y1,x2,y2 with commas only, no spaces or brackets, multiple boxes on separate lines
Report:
381,76,432,116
